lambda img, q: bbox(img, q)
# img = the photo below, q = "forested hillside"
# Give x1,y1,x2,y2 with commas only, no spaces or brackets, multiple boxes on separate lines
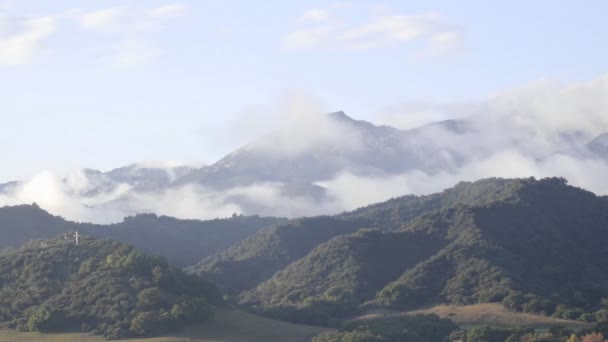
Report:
195,178,608,327
0,236,221,339
190,178,534,292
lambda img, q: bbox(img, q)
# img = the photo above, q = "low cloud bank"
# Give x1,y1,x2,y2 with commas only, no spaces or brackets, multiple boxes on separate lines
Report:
2,75,608,223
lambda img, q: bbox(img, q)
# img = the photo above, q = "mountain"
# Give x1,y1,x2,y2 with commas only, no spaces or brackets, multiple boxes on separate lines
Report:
0,113,479,222
0,204,284,266
189,178,528,292
238,228,443,319
588,133,608,158
2,112,606,223
63,162,203,205
0,235,221,339
194,178,608,326
175,112,473,189
0,162,201,199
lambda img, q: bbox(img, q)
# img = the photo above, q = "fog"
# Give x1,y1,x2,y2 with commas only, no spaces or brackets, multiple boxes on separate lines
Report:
1,75,607,223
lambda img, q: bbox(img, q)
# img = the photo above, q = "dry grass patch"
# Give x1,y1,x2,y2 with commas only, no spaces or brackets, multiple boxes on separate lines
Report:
408,303,592,329
0,308,329,342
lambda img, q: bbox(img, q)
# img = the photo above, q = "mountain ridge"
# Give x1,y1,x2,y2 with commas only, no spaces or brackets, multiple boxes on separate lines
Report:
192,177,608,327
0,204,283,267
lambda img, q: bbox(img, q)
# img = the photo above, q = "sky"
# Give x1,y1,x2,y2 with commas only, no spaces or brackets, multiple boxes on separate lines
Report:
1,0,607,181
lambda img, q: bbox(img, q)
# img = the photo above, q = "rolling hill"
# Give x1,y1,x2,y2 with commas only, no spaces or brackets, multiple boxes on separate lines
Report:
189,178,534,292
0,308,328,342
0,235,221,339
0,204,283,267
194,178,608,327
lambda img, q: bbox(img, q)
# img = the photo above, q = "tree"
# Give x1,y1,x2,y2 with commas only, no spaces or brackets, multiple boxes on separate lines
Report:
27,307,67,332
130,312,157,336
580,332,607,342
171,296,212,324
137,287,167,310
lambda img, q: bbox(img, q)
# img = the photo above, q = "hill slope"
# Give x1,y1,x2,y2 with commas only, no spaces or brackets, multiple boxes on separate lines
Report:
0,308,328,342
190,178,531,292
378,177,608,312
205,178,608,326
0,205,283,266
0,236,221,339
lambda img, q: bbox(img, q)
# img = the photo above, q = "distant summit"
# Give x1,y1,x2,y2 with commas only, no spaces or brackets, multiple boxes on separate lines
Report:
174,111,470,191
1,111,606,222
327,110,352,121
588,132,608,156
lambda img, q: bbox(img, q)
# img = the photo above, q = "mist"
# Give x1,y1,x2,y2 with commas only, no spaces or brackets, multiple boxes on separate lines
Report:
1,75,608,223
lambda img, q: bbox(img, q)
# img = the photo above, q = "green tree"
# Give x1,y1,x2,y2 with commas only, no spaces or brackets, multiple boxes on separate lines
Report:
27,307,67,332
137,287,167,310
171,296,212,323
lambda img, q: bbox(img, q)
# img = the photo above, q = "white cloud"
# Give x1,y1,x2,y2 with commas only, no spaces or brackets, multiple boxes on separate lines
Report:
283,26,334,49
0,2,184,67
299,9,330,22
2,75,608,223
0,171,103,222
426,30,463,55
284,8,463,53
79,7,125,31
78,3,186,32
111,40,160,67
76,3,186,67
148,3,186,20
0,14,55,66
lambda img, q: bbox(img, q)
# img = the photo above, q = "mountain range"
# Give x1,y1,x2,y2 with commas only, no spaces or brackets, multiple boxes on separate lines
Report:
1,112,607,223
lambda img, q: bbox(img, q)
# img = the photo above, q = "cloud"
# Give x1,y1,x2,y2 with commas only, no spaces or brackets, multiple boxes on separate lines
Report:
76,3,186,67
0,14,55,66
0,3,184,67
298,9,330,22
78,3,186,32
2,75,608,223
111,40,160,67
79,7,125,31
284,7,463,53
320,151,608,212
0,171,104,222
247,92,367,156
147,4,187,20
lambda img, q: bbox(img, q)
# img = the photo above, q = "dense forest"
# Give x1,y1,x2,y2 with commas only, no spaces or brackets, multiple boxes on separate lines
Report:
0,235,221,339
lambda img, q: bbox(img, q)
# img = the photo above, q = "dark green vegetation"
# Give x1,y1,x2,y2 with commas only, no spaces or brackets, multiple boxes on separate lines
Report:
3,177,608,341
191,178,524,292
0,205,284,266
451,323,608,342
0,236,221,339
194,178,608,328
313,314,458,342
0,308,329,342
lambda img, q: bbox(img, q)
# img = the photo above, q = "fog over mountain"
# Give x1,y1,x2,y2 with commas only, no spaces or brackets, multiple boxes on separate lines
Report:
1,75,608,223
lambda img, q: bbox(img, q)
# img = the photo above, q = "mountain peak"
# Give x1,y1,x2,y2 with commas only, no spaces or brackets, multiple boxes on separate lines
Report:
588,132,608,154
327,110,354,122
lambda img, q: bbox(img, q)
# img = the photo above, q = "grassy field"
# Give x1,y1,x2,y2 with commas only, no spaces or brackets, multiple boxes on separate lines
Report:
354,303,591,330
0,308,330,342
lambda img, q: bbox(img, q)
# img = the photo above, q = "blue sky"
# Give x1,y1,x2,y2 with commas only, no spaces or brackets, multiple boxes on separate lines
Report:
1,0,607,181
